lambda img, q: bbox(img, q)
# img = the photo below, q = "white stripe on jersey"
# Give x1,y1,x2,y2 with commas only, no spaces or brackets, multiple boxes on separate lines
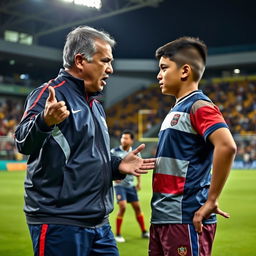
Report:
160,111,197,134
155,157,189,178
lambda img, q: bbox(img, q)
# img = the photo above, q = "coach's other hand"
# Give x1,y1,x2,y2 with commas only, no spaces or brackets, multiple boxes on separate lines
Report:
118,144,156,176
44,86,70,127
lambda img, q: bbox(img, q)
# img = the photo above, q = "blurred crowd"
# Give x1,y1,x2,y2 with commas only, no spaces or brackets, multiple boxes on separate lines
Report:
203,79,256,135
106,85,175,139
0,97,24,160
235,135,256,168
0,78,256,165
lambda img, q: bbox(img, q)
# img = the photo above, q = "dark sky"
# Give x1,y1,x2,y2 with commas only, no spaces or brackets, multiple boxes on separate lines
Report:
39,0,256,59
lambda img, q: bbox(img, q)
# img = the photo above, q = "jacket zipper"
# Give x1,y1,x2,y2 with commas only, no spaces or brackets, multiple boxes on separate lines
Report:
86,96,108,219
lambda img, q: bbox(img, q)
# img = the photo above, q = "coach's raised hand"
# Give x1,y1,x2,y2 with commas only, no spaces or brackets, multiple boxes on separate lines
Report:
43,86,70,127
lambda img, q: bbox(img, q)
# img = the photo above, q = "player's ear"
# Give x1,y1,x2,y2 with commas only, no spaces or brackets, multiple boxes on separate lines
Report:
181,64,191,81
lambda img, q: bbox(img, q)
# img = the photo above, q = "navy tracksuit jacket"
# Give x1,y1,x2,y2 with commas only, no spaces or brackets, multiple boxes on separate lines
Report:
15,69,124,227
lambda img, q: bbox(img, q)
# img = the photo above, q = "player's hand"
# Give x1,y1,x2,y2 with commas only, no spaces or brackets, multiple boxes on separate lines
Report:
44,86,70,127
193,200,230,233
118,144,156,176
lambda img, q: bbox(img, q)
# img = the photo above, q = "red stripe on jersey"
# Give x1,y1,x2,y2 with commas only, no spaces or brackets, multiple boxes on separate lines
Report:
190,105,226,136
153,173,185,195
39,224,48,256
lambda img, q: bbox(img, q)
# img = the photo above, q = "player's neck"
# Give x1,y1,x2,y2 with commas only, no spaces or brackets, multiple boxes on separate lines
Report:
121,145,131,152
175,81,198,101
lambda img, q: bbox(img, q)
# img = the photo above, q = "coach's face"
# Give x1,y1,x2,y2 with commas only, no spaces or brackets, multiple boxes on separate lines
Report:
80,39,114,93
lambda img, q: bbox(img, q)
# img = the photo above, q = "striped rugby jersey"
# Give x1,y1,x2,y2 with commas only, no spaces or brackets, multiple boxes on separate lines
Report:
151,90,228,224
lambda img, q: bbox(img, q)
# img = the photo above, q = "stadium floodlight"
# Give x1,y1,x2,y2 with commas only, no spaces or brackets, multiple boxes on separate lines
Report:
61,0,102,9
234,68,240,74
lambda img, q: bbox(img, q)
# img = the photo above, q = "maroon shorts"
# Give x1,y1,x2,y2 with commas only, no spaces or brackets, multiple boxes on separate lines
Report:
149,223,216,256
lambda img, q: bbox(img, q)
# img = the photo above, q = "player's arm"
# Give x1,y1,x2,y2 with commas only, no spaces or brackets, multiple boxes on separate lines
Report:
190,100,237,233
193,128,236,233
136,175,141,190
208,128,236,202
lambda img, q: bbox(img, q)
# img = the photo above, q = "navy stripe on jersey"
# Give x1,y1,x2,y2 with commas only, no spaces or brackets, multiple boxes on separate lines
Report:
157,128,205,161
204,122,228,139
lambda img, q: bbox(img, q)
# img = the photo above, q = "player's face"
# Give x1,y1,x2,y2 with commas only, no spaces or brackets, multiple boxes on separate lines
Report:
157,57,181,96
120,134,133,148
82,40,114,93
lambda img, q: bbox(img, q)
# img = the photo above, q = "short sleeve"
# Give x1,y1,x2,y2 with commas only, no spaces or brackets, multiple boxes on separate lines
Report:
190,100,228,140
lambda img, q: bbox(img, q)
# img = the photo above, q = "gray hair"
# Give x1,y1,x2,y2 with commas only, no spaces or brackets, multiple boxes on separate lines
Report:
63,26,116,68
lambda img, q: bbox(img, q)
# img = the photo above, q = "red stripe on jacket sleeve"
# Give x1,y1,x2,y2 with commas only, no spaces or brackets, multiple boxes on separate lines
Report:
190,105,226,136
53,80,66,89
23,84,50,118
39,224,48,256
153,173,185,195
23,80,66,118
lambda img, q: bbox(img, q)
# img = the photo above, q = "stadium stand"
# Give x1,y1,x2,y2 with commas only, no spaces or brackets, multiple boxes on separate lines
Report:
0,97,25,161
203,77,256,135
106,85,175,139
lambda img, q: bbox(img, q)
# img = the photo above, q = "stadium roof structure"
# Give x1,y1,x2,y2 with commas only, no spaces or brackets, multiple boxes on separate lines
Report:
0,0,256,59
1,0,256,83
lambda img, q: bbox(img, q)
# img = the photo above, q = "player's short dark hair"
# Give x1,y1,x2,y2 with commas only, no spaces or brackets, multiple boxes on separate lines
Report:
121,129,134,140
155,37,207,81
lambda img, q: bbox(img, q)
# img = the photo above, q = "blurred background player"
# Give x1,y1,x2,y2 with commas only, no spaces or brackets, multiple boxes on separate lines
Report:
149,37,237,256
111,130,150,242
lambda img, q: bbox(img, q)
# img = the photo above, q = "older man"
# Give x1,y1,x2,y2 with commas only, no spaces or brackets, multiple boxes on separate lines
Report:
15,26,155,256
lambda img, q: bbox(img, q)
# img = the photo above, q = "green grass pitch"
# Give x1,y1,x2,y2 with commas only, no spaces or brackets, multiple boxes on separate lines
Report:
0,170,256,256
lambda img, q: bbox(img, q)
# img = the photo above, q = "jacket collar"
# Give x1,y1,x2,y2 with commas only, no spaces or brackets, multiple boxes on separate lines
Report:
58,68,103,99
